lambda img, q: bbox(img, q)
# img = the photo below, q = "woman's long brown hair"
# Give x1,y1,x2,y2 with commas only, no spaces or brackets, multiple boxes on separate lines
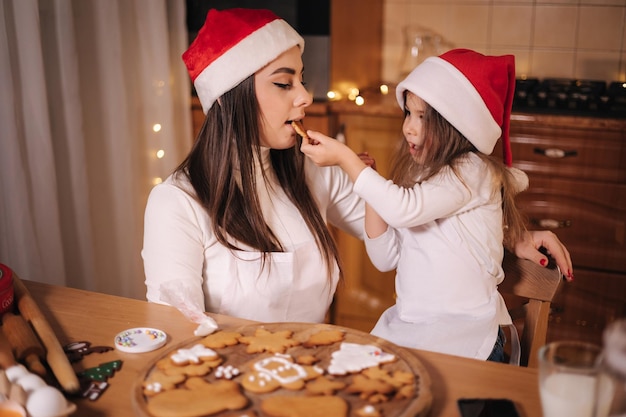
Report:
390,95,526,250
175,76,341,280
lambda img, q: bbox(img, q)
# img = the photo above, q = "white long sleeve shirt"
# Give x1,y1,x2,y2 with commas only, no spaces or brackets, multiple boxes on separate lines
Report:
142,148,364,323
354,153,516,360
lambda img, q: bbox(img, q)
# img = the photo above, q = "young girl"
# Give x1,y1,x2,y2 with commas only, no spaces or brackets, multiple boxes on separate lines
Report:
143,9,572,334
301,49,562,361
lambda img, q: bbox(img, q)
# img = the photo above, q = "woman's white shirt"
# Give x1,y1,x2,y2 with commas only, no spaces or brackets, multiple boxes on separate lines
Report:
142,148,363,323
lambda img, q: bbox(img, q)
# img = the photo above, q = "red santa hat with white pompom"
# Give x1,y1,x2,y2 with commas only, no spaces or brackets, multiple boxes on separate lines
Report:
182,8,305,114
396,48,516,167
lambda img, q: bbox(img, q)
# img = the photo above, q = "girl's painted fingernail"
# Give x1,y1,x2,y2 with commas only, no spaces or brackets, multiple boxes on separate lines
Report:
567,270,574,281
540,258,547,266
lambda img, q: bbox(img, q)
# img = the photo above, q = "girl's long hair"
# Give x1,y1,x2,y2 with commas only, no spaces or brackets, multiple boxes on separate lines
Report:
390,95,526,250
175,75,341,280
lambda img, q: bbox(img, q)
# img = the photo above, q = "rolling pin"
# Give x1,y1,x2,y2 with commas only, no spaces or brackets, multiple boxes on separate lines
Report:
12,274,80,393
0,326,17,369
1,312,47,376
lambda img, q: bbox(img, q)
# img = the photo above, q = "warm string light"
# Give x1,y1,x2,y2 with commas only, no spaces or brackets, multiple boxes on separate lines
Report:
326,83,390,107
151,122,165,185
150,79,167,186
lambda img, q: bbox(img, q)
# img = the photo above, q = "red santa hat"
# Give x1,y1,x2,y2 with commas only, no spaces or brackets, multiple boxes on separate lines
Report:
396,48,516,166
183,8,305,114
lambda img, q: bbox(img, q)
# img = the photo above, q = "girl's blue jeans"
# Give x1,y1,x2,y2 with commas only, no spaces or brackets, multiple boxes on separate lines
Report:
486,326,507,363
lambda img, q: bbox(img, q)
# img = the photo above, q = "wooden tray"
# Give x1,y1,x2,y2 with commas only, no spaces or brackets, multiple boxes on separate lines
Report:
133,322,432,417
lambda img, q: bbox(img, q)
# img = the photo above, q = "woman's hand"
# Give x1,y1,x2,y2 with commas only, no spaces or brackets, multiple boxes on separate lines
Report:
358,151,376,171
513,230,574,281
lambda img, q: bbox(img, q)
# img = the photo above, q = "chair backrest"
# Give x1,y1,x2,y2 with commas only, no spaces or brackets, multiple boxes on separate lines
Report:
499,249,562,367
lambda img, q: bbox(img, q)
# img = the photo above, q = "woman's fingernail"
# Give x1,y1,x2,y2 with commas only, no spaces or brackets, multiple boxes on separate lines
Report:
540,258,547,266
567,270,574,281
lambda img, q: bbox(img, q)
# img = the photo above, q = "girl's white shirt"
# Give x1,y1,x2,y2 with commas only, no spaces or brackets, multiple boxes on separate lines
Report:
142,147,363,323
354,153,519,360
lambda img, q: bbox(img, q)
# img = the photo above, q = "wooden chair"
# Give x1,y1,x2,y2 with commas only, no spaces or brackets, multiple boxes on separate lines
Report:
499,249,562,367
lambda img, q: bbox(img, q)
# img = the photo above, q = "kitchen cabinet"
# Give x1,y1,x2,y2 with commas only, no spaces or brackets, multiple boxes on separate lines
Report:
505,113,626,344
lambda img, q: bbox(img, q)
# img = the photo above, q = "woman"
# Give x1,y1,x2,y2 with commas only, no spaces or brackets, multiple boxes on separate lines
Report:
142,8,573,326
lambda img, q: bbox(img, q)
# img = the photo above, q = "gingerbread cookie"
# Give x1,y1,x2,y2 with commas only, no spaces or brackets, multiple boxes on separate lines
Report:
327,342,397,375
295,354,318,365
238,328,300,354
135,323,432,417
201,331,243,349
240,354,322,393
291,121,308,139
302,329,345,348
146,378,248,417
304,375,346,395
142,370,185,397
261,395,348,417
155,344,222,378
345,374,395,401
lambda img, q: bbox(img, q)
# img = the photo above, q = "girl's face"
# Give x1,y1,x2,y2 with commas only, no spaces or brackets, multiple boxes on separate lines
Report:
255,46,312,149
402,92,428,163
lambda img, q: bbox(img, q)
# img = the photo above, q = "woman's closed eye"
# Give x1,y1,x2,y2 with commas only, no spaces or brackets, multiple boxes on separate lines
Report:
274,82,292,89
274,80,307,90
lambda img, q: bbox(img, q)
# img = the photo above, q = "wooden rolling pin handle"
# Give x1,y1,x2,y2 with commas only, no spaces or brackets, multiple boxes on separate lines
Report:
0,327,17,369
1,312,47,376
12,275,80,393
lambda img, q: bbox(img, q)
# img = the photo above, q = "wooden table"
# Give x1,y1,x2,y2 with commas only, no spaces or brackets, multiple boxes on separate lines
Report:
21,280,543,417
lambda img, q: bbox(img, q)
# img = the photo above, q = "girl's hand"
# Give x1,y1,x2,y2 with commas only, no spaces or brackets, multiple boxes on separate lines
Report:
301,130,368,182
513,230,574,281
300,130,351,166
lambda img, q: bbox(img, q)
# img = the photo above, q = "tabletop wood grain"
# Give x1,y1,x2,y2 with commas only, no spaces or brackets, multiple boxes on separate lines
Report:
22,280,543,417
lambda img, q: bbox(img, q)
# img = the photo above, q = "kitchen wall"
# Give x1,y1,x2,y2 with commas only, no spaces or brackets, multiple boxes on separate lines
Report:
382,0,626,84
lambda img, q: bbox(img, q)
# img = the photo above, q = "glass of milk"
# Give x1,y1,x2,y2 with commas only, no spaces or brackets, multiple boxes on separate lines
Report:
538,341,607,417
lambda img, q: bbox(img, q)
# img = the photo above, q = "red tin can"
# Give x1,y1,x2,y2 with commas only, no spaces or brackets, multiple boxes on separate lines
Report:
0,263,15,315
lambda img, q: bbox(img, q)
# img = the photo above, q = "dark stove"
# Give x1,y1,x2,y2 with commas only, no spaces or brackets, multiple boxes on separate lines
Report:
513,78,626,119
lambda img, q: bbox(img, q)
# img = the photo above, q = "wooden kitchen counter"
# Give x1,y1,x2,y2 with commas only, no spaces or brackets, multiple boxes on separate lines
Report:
16,280,544,417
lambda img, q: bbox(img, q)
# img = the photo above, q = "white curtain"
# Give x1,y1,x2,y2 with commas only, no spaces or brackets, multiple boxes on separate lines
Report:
0,0,193,300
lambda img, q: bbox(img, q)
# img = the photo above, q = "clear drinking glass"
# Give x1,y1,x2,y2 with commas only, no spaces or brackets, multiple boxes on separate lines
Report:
538,341,605,417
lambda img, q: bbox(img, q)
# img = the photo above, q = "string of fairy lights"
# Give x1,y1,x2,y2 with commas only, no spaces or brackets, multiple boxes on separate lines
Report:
325,83,391,107
150,77,168,187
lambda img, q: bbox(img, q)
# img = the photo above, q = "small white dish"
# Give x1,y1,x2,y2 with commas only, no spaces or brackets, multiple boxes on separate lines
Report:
114,327,167,353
